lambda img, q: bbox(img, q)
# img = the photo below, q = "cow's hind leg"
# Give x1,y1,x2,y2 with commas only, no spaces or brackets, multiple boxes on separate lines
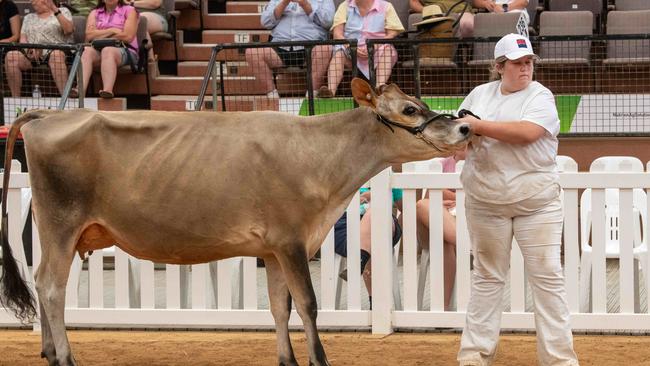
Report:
38,299,57,363
275,248,329,366
35,230,78,366
265,256,298,366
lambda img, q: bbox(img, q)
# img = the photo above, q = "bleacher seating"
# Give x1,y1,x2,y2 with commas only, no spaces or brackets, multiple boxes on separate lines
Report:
602,9,650,93
613,0,650,11
536,11,594,93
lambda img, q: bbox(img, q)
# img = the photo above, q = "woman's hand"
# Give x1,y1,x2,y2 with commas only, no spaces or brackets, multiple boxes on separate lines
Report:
357,45,368,58
45,0,59,13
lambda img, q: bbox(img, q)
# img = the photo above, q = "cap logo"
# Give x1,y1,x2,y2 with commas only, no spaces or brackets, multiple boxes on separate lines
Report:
516,39,527,48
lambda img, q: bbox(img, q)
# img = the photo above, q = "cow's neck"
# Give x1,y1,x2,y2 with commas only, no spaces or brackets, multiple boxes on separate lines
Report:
304,107,399,205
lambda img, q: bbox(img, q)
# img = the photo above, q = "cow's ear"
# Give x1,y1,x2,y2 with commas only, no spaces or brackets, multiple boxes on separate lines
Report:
351,78,377,109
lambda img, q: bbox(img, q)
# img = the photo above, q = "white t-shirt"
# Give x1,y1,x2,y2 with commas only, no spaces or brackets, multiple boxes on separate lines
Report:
459,80,560,204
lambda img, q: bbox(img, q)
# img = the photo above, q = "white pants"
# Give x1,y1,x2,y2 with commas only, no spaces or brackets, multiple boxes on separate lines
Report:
458,184,579,366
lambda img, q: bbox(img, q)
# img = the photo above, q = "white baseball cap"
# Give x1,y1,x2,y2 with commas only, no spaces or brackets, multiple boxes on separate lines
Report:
494,33,536,60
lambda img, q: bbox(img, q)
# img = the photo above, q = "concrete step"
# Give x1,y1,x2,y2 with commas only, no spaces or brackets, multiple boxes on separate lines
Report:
226,1,268,13
177,61,253,77
151,94,279,111
202,13,264,30
177,8,202,30
202,29,270,44
179,44,252,62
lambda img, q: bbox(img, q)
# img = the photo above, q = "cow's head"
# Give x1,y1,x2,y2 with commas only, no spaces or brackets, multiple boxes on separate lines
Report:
351,78,471,158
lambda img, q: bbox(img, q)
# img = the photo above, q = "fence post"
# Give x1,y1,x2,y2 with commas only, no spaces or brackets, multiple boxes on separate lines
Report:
370,167,393,334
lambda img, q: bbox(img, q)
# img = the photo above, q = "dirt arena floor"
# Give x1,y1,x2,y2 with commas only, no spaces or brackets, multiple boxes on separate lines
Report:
1,330,650,365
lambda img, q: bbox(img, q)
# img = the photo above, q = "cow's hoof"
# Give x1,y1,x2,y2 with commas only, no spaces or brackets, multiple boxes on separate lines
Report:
279,360,299,366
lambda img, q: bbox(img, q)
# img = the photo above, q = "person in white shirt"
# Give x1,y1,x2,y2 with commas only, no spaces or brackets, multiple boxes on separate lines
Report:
455,33,579,366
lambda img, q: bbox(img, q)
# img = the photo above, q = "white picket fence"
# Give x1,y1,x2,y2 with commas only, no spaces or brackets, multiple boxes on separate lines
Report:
2,159,650,333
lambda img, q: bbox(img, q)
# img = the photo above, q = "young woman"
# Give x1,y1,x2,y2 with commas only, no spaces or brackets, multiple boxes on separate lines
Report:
455,33,579,366
78,0,138,98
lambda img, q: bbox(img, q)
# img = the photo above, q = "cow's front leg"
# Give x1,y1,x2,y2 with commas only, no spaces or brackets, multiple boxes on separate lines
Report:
265,256,299,366
275,247,330,366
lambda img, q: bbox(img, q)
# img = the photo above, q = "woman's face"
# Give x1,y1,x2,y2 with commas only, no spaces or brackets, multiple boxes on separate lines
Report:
497,55,534,94
31,0,49,13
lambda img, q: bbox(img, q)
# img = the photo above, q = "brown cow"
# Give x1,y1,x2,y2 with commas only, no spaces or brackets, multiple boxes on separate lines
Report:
0,78,471,366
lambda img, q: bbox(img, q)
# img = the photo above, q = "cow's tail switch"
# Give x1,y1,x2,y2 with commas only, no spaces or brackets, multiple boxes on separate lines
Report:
0,111,43,323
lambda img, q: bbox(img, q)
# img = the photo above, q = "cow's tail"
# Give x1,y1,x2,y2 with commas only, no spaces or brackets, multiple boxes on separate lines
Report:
0,111,43,323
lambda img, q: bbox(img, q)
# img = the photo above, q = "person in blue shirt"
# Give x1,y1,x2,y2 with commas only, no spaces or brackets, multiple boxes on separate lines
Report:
334,188,402,309
246,0,335,99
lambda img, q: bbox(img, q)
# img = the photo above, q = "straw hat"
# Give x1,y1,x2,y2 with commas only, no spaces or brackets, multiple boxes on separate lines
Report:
412,5,455,27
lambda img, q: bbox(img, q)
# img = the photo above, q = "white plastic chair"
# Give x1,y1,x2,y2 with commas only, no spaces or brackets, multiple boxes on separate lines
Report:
579,156,648,312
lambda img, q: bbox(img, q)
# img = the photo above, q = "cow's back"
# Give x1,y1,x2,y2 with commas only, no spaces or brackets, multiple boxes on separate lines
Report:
21,109,335,262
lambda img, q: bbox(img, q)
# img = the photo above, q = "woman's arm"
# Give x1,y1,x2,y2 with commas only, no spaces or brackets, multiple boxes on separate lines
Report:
112,7,138,42
508,0,529,11
85,11,117,41
0,15,21,42
409,0,423,13
128,0,162,10
458,115,546,144
332,23,344,39
384,29,400,39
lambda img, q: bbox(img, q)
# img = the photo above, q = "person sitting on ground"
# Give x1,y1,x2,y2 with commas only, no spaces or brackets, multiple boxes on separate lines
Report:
246,0,335,99
5,0,73,97
0,0,21,43
415,149,465,310
317,0,404,98
334,188,403,309
78,0,138,98
125,0,165,61
409,0,528,38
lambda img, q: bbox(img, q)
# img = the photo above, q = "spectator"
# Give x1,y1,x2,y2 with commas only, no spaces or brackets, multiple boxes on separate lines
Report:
246,0,335,99
77,0,138,98
125,0,166,61
66,0,97,16
317,0,404,98
0,0,20,42
334,188,403,309
409,0,529,38
455,33,578,366
415,149,465,310
5,0,74,97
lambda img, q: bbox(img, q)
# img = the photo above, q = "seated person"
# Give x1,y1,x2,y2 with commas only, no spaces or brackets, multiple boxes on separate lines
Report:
317,0,404,98
126,0,166,61
78,0,138,98
5,0,74,97
334,188,402,309
415,149,465,310
0,0,21,43
409,0,529,38
246,0,335,99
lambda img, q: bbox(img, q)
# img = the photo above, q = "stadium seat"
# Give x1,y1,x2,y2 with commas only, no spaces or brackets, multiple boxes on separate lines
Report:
578,156,648,313
548,0,603,31
614,0,650,11
604,10,650,64
468,12,527,66
538,11,593,66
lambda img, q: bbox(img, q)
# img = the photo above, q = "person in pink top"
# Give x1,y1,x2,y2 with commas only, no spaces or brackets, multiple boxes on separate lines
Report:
317,0,404,98
77,0,138,98
415,148,465,310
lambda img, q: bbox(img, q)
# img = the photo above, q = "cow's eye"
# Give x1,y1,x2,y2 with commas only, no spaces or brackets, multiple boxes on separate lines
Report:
403,106,417,116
